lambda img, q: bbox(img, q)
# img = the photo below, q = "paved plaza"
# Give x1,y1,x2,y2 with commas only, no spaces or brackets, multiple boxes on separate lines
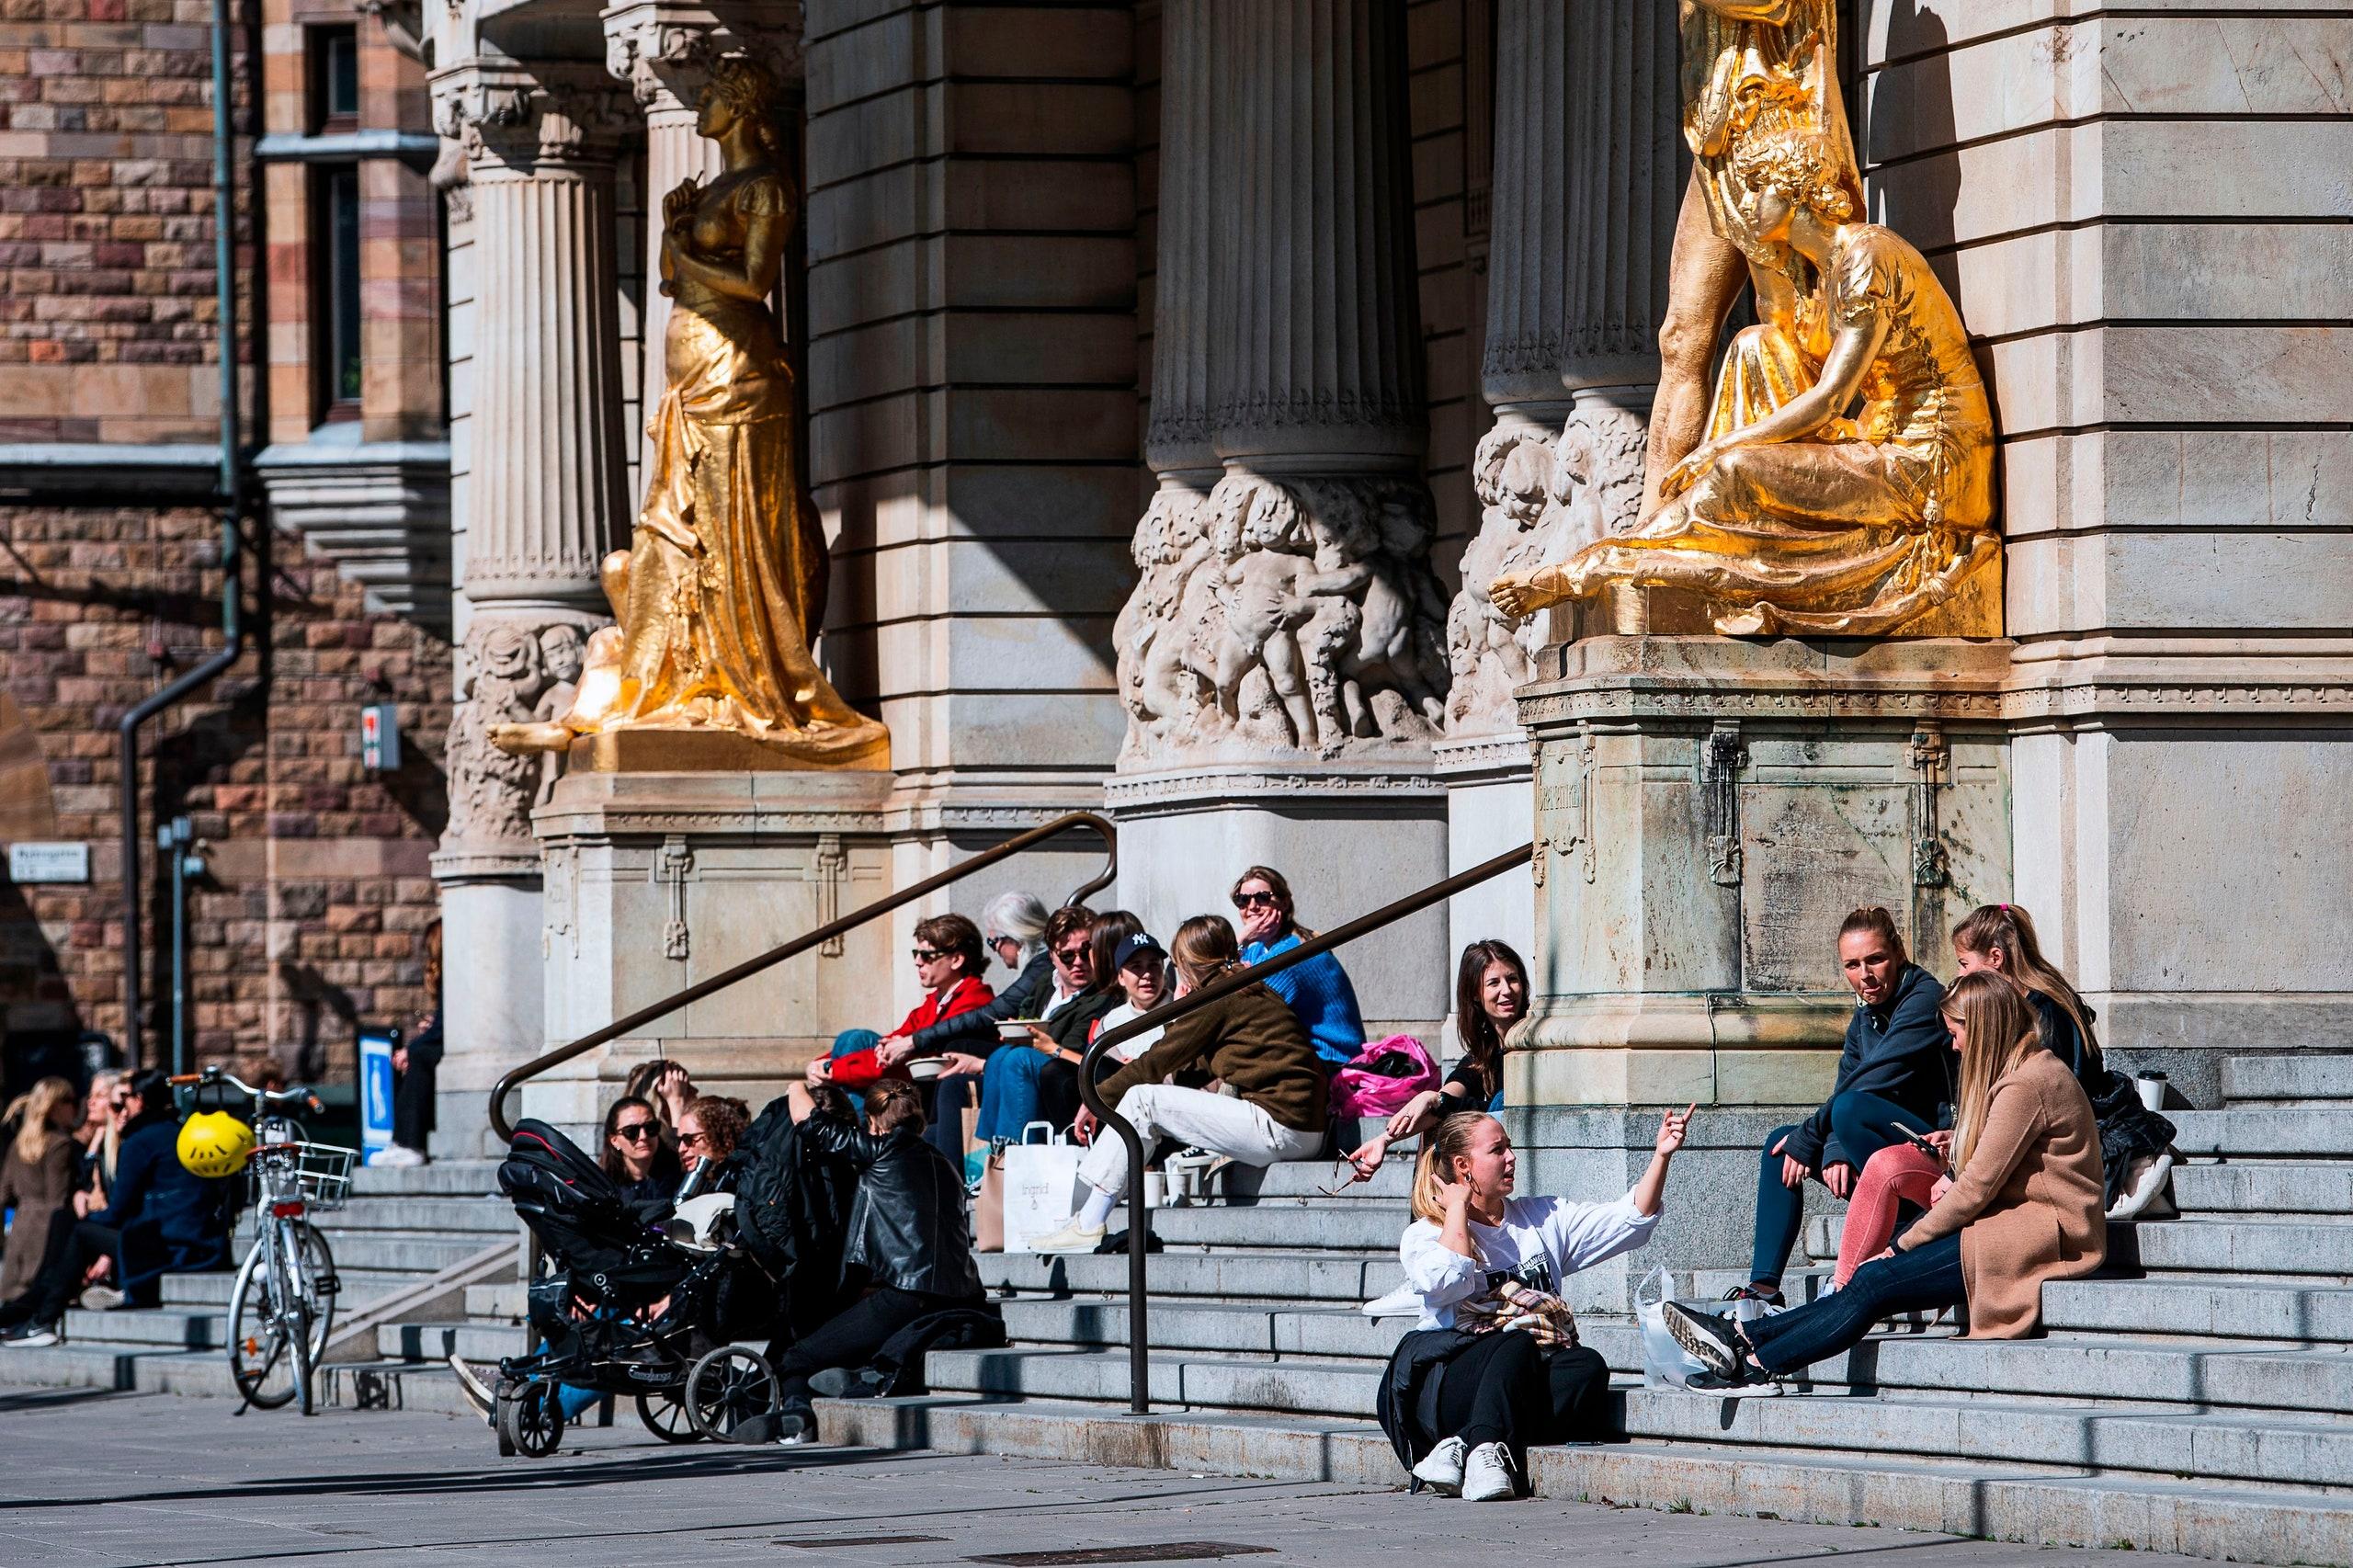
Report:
1,1382,2206,1568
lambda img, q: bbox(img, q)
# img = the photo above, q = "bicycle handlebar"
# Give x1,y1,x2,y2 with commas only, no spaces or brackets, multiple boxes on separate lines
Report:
170,1066,322,1115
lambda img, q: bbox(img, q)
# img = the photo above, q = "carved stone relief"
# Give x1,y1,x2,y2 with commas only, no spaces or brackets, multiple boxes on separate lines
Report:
443,618,595,852
1117,472,1451,764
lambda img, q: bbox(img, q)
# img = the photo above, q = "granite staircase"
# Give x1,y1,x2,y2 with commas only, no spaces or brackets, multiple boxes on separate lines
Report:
820,1052,2353,1566
0,1159,517,1411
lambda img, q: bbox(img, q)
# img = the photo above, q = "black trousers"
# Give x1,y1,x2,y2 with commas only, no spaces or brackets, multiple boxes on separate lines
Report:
392,1062,437,1150
0,1210,119,1328
768,1286,954,1420
1431,1332,1609,1456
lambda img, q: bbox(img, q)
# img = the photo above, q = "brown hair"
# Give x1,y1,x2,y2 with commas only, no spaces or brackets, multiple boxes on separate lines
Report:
1086,909,1145,996
1951,903,2098,1066
1044,904,1097,956
597,1095,658,1182
1941,971,2045,1174
1169,914,1243,991
914,912,984,977
1410,1114,1499,1229
1452,940,1528,1106
1230,865,1313,938
864,1078,926,1136
6,1076,74,1166
1838,904,1909,968
682,1095,747,1161
423,918,444,999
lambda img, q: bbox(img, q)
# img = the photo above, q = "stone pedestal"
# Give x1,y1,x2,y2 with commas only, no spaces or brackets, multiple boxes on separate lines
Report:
1433,732,1534,964
1512,636,2013,1110
524,767,896,1142
1107,763,1449,1037
431,864,549,1159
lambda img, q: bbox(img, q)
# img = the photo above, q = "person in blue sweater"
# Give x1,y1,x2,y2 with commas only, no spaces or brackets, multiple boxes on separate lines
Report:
0,1071,234,1344
1232,865,1366,1068
1733,905,1952,1307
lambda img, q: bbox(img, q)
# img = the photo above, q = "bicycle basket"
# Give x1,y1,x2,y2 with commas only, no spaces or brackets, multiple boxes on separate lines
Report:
249,1142,357,1211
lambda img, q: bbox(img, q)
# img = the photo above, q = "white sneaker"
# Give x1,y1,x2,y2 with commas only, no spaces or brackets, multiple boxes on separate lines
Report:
1461,1440,1517,1502
5,1323,61,1348
77,1285,125,1312
1024,1218,1108,1254
1410,1435,1467,1494
448,1353,497,1425
372,1144,427,1168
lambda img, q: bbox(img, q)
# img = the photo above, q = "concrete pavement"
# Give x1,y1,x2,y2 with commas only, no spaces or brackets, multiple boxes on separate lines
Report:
0,1381,2208,1568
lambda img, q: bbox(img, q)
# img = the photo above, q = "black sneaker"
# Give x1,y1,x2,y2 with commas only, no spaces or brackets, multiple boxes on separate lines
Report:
1722,1282,1784,1307
1686,1368,1780,1398
1662,1301,1747,1379
3,1321,61,1348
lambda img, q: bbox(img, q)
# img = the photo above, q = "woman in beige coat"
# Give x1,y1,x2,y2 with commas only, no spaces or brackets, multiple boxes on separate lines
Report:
1,1078,82,1300
1665,971,2105,1387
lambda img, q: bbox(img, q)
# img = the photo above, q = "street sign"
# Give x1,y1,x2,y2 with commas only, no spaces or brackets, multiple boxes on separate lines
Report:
8,841,90,883
361,705,401,771
358,1028,398,1159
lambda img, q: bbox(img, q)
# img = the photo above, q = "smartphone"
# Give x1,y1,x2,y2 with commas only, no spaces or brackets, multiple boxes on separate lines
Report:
1898,1126,1949,1168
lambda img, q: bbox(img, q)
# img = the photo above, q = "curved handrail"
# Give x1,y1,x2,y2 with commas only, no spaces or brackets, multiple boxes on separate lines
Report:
1075,839,1536,1414
488,811,1119,1142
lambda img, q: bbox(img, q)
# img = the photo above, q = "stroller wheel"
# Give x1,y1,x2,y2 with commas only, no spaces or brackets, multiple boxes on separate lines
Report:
685,1346,781,1444
637,1390,703,1444
495,1381,566,1460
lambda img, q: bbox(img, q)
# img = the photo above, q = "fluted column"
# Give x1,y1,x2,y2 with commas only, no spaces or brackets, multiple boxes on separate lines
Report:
1445,0,1681,737
1142,0,1215,486
604,2,802,496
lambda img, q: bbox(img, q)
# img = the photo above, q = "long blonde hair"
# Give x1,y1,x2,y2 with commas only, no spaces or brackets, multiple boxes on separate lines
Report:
1409,1114,1496,1229
1943,971,2045,1174
6,1076,74,1166
85,1069,123,1180
1952,903,2098,1066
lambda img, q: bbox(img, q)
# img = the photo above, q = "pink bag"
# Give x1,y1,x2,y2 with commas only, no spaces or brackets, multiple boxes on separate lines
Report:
1328,1033,1440,1118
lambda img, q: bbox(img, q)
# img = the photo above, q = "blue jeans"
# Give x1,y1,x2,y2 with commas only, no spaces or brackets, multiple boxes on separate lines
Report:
974,1047,1067,1144
1743,1232,1964,1374
1750,1090,1933,1288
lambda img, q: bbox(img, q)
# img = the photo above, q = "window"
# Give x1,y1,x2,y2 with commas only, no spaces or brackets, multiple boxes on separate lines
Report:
315,165,362,419
311,26,359,132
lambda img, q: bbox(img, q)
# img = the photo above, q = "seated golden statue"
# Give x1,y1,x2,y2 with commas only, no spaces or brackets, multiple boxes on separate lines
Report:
496,58,888,770
1493,128,1998,638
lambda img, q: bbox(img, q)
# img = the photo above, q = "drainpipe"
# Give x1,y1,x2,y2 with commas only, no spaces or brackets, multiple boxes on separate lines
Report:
119,0,245,1070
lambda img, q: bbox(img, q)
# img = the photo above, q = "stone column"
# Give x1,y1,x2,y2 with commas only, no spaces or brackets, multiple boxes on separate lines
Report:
1111,0,1450,1034
426,59,631,1154
1439,0,1682,970
603,1,802,499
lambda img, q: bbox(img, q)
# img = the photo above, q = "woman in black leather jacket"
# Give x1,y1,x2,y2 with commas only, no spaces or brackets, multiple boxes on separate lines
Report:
772,1078,983,1442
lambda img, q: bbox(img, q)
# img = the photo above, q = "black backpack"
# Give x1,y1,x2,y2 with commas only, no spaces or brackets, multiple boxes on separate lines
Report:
499,1119,678,1300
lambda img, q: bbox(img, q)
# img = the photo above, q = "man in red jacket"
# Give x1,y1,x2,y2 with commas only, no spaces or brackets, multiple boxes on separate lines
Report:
813,914,995,1094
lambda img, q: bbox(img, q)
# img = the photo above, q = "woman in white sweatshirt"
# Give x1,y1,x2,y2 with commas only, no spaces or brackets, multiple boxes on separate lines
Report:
1375,1105,1691,1502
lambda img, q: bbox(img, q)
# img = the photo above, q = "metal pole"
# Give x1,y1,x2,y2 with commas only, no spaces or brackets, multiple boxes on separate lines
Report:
162,819,187,1076
1076,840,1539,1415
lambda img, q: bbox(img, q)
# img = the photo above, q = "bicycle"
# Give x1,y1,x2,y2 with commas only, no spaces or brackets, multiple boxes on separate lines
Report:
170,1068,350,1415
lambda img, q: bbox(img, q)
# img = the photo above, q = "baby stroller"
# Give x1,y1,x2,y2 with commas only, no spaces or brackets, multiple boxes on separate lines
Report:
491,1119,781,1457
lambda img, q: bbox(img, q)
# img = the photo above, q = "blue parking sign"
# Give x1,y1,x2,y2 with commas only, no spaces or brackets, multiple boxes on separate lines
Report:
358,1029,398,1158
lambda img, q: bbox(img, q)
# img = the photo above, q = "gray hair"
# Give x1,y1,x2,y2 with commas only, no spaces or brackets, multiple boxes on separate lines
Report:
982,891,1051,953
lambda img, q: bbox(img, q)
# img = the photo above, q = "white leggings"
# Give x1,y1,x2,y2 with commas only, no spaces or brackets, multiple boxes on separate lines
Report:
1079,1083,1324,1198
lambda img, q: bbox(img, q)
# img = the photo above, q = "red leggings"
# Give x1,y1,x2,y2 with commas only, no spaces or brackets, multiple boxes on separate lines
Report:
1834,1142,1949,1287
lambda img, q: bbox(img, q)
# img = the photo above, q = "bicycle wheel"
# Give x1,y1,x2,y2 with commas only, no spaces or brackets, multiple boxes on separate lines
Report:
684,1346,780,1444
291,1222,337,1364
497,1381,566,1459
637,1391,702,1444
227,1242,298,1409
276,1220,317,1416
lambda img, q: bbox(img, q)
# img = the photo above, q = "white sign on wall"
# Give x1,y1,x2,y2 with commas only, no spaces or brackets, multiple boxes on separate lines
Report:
8,842,90,884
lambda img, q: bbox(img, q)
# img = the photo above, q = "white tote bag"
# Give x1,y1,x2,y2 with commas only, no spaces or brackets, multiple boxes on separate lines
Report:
1002,1120,1089,1253
1634,1265,1778,1389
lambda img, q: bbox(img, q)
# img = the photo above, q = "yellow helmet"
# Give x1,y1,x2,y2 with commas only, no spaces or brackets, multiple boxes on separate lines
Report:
177,1110,256,1180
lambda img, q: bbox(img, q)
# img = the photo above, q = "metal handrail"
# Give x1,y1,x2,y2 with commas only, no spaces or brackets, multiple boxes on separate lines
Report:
487,811,1119,1142
1075,840,1537,1414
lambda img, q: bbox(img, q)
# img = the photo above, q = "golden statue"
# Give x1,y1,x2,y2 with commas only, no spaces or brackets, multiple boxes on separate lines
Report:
1491,1,1999,638
496,57,888,770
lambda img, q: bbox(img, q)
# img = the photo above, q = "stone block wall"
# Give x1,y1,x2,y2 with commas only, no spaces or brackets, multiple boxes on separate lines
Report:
0,503,449,1080
1858,1,2353,1078
0,0,252,444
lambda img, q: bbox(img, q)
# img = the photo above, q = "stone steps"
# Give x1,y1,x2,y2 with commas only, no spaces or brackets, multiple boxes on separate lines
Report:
2043,1274,2353,1341
348,1161,503,1198
2222,1056,2353,1107
377,1320,528,1362
234,1196,514,1234
2170,1109,2353,1158
2174,1162,2353,1215
980,1247,1401,1304
818,1397,2353,1568
159,1267,417,1307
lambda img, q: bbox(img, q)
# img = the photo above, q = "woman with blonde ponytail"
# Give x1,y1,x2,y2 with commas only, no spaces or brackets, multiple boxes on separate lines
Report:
1374,1105,1691,1502
1,1077,79,1299
1666,971,2106,1389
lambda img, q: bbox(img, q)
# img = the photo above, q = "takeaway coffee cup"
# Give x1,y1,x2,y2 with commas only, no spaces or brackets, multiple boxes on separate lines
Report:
1142,1170,1167,1209
2135,1073,2168,1113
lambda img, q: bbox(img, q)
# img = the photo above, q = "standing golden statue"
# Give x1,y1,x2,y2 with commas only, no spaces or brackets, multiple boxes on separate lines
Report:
1491,1,1999,638
496,57,888,770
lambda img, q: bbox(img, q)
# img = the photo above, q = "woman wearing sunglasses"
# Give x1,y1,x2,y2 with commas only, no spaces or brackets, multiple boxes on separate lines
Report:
597,1096,676,1205
1232,865,1367,1067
